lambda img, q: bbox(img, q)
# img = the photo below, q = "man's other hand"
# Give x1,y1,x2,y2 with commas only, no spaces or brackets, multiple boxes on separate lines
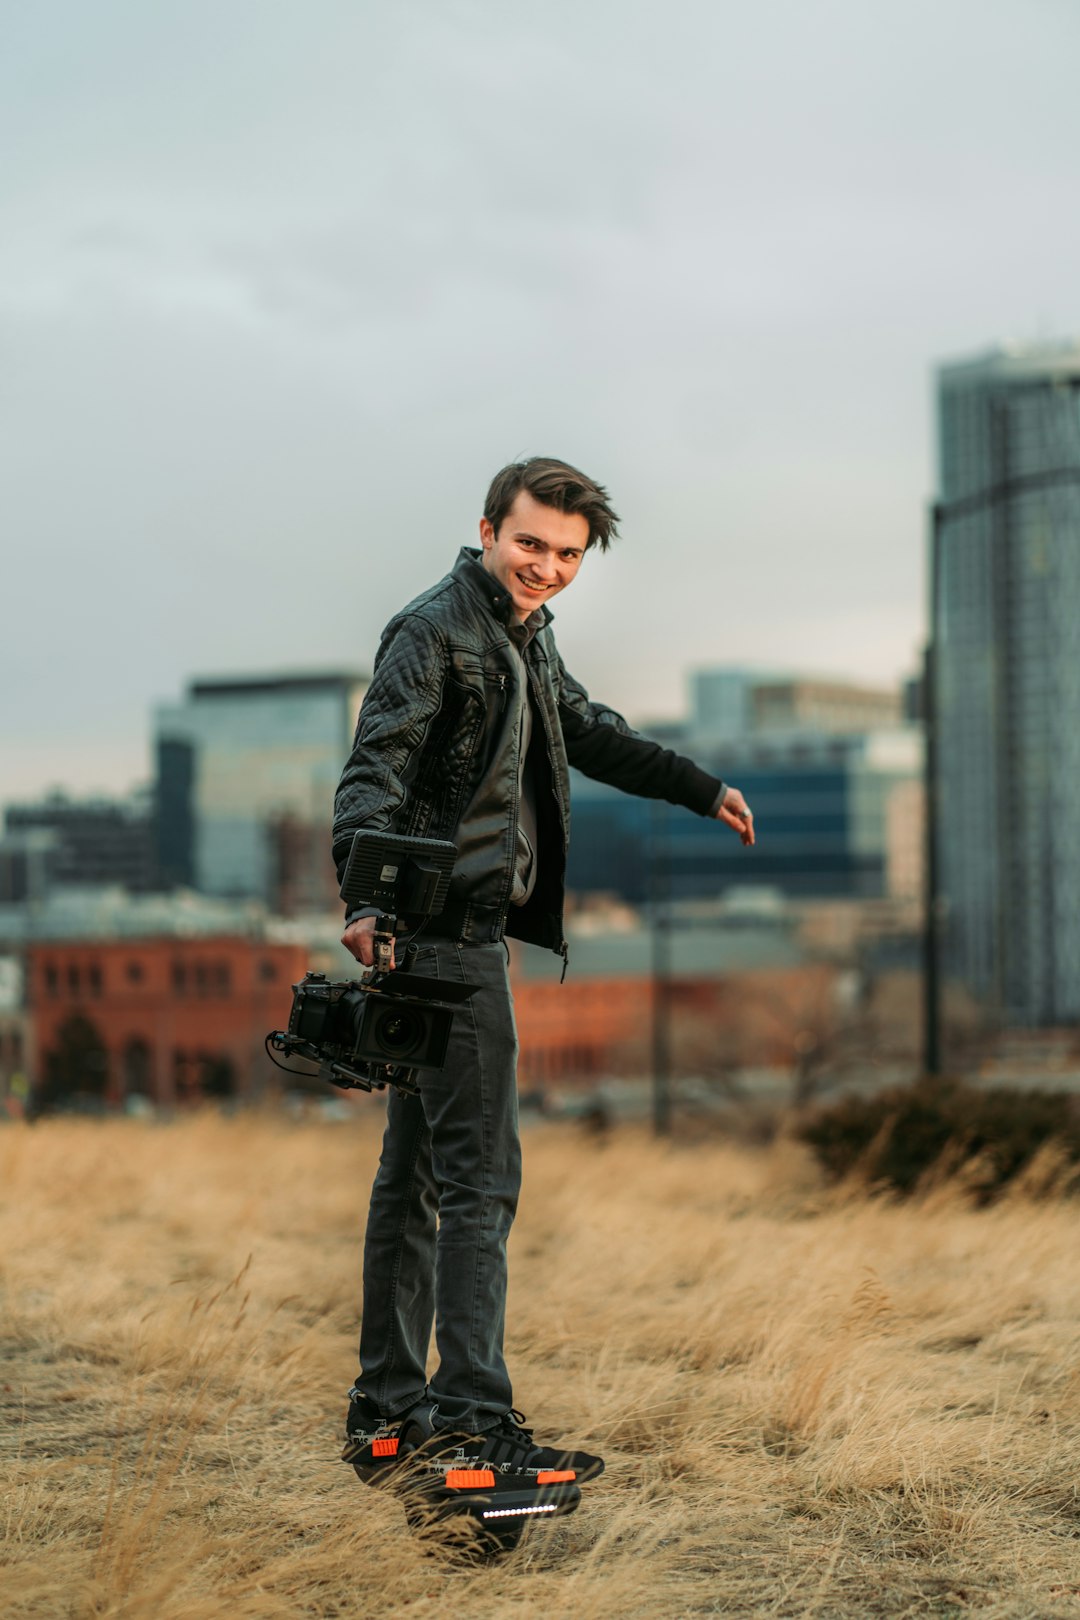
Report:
341,915,396,970
716,786,755,846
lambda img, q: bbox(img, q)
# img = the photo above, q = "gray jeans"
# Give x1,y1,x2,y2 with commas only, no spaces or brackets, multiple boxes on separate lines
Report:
355,939,521,1432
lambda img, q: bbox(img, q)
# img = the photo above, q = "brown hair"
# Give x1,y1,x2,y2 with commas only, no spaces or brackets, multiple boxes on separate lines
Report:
483,457,620,552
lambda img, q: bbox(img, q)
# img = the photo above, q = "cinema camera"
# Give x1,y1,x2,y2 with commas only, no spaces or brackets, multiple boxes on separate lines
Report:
267,833,477,1098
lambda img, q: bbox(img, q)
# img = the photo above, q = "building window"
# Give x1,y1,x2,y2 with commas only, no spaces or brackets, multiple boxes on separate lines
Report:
258,959,277,983
67,964,80,994
201,1053,236,1098
214,962,231,995
123,1037,152,1097
194,961,209,997
44,963,59,997
88,964,103,998
173,1048,191,1098
126,961,144,985
171,961,187,994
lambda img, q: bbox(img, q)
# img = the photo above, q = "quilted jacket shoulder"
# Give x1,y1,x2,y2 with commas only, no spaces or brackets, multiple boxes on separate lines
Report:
333,548,724,952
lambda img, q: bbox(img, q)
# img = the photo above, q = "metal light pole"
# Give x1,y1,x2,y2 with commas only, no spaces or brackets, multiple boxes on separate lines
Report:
650,801,672,1134
923,503,942,1077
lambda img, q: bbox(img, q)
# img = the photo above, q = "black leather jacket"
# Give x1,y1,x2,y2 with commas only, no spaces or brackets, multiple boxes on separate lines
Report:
333,549,725,955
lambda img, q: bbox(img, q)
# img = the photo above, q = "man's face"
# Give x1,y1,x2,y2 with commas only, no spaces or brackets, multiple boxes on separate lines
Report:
479,490,589,621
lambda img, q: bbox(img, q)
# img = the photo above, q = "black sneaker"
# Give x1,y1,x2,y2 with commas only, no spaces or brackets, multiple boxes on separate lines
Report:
401,1404,605,1482
342,1387,426,1465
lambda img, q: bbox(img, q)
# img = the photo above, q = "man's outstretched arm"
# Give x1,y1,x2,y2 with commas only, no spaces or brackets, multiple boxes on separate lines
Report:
556,655,754,845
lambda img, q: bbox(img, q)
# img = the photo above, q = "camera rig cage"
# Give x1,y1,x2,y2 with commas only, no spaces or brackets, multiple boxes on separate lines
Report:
267,832,477,1098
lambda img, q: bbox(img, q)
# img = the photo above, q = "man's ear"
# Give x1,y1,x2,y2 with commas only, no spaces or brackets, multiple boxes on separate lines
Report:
479,517,496,553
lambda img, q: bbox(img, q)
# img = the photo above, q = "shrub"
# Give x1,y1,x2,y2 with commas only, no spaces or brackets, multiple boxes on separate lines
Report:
795,1077,1080,1200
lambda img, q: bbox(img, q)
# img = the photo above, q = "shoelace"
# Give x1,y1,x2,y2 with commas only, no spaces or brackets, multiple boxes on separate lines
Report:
493,1407,535,1443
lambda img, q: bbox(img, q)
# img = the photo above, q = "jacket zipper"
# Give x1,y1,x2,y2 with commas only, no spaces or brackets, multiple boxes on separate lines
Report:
524,657,571,969
494,663,525,921
493,647,568,965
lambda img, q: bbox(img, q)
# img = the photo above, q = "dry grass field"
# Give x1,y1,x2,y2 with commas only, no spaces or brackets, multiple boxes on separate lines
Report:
4,1109,1080,1619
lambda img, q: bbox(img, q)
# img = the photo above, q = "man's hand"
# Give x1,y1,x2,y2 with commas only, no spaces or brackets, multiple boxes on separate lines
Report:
341,915,396,970
716,786,755,846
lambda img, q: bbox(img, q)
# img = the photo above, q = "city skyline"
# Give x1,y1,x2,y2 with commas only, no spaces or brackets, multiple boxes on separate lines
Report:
5,2,1080,803
1,661,922,935
2,655,913,817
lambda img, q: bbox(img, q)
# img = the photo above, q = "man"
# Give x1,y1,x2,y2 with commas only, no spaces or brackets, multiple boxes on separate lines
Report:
333,457,753,1482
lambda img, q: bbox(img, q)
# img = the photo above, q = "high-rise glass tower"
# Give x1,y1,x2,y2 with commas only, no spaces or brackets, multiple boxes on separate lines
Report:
934,345,1080,1025
155,672,368,912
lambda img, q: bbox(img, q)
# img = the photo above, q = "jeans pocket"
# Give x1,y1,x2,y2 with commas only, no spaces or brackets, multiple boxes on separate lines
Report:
407,944,440,979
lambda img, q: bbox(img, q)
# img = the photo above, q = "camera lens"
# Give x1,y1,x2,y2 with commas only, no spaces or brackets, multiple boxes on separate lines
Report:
373,1008,425,1059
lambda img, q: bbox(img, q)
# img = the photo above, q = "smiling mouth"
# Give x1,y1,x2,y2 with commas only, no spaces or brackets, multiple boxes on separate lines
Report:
516,574,552,593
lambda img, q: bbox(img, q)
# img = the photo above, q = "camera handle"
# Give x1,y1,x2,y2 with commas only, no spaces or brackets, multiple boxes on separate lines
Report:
371,913,397,977
367,914,421,982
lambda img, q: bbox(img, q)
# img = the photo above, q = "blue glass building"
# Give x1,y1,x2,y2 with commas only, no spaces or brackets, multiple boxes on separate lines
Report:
567,731,920,904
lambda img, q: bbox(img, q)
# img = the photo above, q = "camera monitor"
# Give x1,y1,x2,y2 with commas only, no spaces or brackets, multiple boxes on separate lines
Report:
339,831,457,917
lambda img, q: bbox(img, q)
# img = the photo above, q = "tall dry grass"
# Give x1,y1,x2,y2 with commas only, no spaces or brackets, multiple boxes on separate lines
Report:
3,1110,1080,1618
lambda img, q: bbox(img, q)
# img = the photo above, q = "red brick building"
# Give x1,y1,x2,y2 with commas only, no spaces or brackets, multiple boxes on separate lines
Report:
28,938,307,1107
25,934,838,1110
513,976,649,1086
511,963,843,1088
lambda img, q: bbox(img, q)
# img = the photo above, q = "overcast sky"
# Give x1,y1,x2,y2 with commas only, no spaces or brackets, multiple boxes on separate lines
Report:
4,0,1080,805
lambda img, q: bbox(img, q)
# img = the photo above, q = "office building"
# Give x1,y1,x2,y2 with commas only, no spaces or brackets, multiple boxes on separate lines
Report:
689,668,900,740
0,829,59,905
3,792,156,896
934,343,1080,1024
751,678,900,734
567,728,922,905
155,671,367,911
689,668,762,738
574,664,919,908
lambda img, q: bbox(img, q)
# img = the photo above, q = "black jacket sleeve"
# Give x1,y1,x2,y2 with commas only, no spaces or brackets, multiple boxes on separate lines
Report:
332,613,448,880
555,655,725,816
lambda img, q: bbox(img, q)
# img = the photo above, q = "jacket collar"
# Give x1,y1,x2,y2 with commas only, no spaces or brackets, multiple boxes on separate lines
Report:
452,547,553,633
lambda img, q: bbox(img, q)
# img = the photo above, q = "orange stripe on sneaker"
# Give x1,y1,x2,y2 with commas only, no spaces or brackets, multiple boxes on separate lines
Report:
536,1470,576,1484
372,1437,399,1457
445,1468,496,1489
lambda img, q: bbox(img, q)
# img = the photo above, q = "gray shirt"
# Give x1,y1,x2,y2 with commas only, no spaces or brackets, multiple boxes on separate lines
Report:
506,615,541,908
